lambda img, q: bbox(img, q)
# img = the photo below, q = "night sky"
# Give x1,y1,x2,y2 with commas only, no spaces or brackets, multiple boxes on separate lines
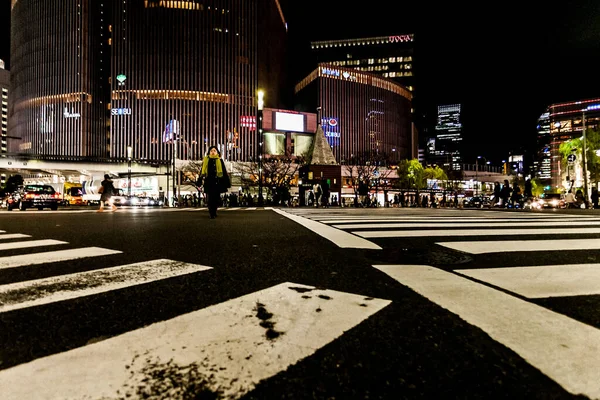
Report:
2,1,600,165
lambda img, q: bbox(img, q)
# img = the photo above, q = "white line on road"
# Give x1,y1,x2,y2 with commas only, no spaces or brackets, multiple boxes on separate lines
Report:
0,282,391,400
0,259,213,313
455,264,600,298
334,221,600,229
373,264,600,399
0,247,123,271
0,239,67,251
321,217,600,224
354,227,600,238
274,209,382,249
0,234,32,240
438,238,600,254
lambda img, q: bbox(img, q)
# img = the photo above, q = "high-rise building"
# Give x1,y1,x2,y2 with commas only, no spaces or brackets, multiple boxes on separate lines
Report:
427,104,463,170
9,0,287,164
295,64,413,164
540,98,600,189
534,112,551,185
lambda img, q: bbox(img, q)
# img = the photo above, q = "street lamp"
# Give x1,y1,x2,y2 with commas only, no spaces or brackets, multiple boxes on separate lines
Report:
257,89,264,206
127,146,132,196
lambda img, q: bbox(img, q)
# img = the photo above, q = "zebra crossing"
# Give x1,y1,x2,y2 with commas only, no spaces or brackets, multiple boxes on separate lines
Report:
0,227,390,399
277,207,600,399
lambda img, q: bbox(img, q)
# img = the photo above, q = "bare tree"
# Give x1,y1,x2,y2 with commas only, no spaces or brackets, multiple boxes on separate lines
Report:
342,151,394,202
235,155,308,204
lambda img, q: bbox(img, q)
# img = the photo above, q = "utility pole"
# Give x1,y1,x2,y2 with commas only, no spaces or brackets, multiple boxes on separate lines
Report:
127,146,132,196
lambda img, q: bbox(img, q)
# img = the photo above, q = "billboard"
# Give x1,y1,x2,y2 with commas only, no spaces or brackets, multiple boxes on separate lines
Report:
275,112,304,132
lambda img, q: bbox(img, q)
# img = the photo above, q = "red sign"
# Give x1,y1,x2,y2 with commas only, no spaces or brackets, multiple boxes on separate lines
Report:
240,116,256,129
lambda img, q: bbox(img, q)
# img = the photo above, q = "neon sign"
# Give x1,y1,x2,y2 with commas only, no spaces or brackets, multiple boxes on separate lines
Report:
240,115,256,129
321,67,340,77
111,108,132,115
63,108,80,118
388,35,413,43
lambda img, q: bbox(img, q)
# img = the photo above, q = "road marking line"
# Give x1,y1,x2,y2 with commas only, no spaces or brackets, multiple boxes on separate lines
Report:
438,238,600,254
335,221,600,229
321,217,599,224
0,247,123,271
0,282,391,400
354,227,600,238
246,207,257,210
455,264,600,298
0,234,32,240
373,264,600,399
274,209,381,249
0,259,212,313
0,239,67,251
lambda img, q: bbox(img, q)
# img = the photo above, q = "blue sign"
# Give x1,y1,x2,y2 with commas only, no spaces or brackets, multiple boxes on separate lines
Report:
322,117,340,147
322,67,340,77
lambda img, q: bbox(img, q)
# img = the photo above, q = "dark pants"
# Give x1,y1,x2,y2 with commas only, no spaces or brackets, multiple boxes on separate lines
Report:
206,192,220,217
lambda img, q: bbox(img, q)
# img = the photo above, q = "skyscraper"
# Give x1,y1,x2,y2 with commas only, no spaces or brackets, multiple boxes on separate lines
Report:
9,0,287,163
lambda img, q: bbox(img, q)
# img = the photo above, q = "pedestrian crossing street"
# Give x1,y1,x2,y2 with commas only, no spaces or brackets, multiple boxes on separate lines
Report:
276,208,600,399
0,226,389,399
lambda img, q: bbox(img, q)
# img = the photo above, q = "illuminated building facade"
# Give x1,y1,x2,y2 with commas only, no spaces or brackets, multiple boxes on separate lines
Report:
9,0,287,164
427,104,463,170
295,64,413,164
542,98,600,189
0,60,8,157
534,112,551,184
10,0,110,158
310,34,415,93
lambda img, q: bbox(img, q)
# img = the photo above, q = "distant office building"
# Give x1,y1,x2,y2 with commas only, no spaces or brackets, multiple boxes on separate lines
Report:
534,112,551,184
310,34,415,93
295,64,413,164
427,104,463,170
541,98,600,189
9,0,287,164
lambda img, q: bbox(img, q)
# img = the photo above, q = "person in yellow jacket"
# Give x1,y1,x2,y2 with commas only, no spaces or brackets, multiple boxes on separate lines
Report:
199,146,230,219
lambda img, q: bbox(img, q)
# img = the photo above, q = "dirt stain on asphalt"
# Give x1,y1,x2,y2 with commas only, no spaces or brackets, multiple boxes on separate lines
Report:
254,302,283,340
118,356,224,399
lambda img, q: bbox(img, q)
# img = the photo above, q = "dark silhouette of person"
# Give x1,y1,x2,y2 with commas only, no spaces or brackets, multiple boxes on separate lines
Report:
98,174,117,212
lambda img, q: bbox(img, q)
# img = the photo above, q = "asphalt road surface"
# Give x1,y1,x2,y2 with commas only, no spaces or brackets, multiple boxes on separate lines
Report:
0,206,598,399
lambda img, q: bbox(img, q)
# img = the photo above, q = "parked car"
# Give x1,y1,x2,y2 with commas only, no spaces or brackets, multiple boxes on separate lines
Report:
6,184,61,211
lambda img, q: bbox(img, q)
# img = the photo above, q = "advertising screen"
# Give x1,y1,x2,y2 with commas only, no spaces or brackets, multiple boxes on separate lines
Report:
275,112,304,132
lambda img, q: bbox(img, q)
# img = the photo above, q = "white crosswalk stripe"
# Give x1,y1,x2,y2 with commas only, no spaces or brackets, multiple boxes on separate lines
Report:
0,228,390,399
278,208,600,398
0,281,390,399
0,259,213,313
